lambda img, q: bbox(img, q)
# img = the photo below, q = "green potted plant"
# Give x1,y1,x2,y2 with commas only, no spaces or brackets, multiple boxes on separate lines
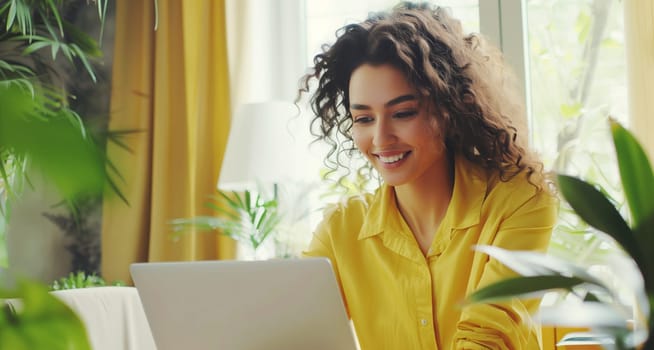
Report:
467,119,653,350
50,271,124,291
0,1,118,348
172,188,282,260
0,0,118,210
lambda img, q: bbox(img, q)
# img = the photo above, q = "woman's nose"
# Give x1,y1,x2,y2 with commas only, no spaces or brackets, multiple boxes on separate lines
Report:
372,118,396,147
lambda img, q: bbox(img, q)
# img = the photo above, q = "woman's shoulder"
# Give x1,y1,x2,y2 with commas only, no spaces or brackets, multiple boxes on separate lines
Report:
320,191,376,223
485,169,558,212
313,190,379,239
455,156,551,202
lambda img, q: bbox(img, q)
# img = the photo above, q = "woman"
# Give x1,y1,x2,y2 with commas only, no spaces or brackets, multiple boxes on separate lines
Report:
299,2,558,349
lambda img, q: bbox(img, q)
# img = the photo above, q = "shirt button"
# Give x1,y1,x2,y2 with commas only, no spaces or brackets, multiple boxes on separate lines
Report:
420,319,429,326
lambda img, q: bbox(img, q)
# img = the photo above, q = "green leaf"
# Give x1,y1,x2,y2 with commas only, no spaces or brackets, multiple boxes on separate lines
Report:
473,245,610,290
633,212,654,292
7,0,18,32
557,174,643,266
0,84,108,204
105,176,129,205
44,0,64,37
13,34,51,42
0,280,92,349
70,44,97,83
22,41,51,55
610,119,654,230
0,1,10,17
97,0,108,41
466,275,586,304
62,21,103,58
105,129,141,154
50,271,109,291
61,44,74,62
0,161,13,198
219,190,243,211
244,190,252,213
204,202,240,221
50,42,61,60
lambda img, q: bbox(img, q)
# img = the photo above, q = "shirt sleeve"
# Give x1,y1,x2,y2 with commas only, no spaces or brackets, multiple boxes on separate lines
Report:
301,204,351,315
454,189,558,349
302,203,339,261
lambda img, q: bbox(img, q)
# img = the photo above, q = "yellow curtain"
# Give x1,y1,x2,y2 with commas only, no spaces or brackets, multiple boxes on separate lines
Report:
102,0,235,284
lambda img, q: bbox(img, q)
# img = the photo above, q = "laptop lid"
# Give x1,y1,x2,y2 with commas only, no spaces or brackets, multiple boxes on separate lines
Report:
130,258,359,350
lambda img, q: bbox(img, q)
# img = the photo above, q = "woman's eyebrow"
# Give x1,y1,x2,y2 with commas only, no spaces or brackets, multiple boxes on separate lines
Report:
350,94,417,110
385,94,416,107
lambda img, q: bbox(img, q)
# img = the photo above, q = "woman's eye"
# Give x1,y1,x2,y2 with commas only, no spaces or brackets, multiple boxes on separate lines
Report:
394,110,418,119
353,115,373,124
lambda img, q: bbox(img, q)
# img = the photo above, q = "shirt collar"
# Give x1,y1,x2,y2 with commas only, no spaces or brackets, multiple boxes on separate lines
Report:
447,155,487,229
357,184,398,240
357,155,487,240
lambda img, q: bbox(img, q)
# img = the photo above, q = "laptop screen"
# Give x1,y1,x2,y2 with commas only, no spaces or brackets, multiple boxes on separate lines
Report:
131,258,360,350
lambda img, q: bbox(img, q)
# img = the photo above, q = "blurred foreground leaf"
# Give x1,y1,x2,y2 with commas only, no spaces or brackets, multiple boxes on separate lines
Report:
610,119,654,230
0,280,91,350
466,275,586,304
0,83,107,204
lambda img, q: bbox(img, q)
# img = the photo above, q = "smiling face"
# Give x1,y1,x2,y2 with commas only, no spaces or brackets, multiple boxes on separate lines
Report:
349,63,448,188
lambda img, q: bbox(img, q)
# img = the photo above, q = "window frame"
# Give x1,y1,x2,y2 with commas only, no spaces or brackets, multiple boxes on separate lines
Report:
479,0,533,136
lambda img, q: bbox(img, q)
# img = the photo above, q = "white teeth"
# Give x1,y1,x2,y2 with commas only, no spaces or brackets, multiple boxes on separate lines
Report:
378,153,406,163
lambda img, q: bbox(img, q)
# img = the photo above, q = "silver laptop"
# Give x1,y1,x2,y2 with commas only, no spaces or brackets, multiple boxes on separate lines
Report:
130,258,360,350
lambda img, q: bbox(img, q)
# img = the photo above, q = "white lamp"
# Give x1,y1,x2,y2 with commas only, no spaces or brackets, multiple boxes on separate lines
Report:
218,100,318,259
219,100,316,191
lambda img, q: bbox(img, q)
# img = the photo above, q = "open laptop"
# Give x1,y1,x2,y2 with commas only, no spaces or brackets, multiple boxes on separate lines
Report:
130,257,360,350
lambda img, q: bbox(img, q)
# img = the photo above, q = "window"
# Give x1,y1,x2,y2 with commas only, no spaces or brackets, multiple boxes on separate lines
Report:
306,0,479,64
525,0,627,263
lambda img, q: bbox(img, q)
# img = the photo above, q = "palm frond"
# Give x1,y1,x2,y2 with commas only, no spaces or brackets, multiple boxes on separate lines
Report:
173,188,282,254
6,0,33,36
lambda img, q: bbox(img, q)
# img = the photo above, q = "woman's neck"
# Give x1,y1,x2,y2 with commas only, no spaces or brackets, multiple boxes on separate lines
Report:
393,154,455,255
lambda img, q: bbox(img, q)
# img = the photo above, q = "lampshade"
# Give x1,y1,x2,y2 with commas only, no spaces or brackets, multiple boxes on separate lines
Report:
219,101,318,189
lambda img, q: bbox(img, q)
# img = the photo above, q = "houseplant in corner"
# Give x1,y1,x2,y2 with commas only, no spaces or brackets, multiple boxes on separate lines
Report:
0,1,117,349
467,119,653,350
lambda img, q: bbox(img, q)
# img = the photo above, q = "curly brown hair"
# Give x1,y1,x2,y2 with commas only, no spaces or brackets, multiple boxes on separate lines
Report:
298,1,547,190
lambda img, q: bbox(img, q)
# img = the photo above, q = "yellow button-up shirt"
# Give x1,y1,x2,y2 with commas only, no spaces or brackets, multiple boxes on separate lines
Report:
303,157,558,350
